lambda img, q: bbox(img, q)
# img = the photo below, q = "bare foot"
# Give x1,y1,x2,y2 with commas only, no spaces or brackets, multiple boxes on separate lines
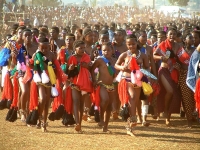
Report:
112,112,119,120
142,121,150,127
41,123,48,132
82,114,88,121
127,130,135,136
87,117,95,123
102,128,112,134
97,122,104,127
130,122,137,127
166,119,174,127
75,124,81,131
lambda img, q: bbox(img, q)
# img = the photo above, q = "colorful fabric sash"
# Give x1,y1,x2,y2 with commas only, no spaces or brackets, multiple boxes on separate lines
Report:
177,47,190,65
101,56,115,76
155,39,179,83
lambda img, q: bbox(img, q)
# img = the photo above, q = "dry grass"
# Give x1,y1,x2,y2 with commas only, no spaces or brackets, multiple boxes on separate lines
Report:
0,109,200,150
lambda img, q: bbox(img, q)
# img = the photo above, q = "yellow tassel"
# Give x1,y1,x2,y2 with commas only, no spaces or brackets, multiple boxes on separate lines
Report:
47,61,56,85
142,82,153,95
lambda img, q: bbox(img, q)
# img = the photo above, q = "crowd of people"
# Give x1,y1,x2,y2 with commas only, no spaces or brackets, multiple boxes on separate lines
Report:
0,2,200,136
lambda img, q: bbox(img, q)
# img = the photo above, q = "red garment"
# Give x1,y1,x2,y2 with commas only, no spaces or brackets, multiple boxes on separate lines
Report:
177,47,190,65
53,59,68,83
118,79,129,105
1,73,13,100
156,39,179,83
64,86,73,114
68,54,92,93
22,66,32,84
59,48,66,64
129,57,140,71
92,86,101,110
148,82,160,103
29,80,38,111
195,78,200,110
52,80,63,112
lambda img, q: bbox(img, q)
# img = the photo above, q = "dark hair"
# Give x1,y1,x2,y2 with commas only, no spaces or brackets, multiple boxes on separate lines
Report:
73,40,85,50
126,34,140,49
31,28,39,34
101,42,114,50
167,27,177,34
157,31,166,36
12,23,19,30
99,29,109,35
51,26,59,33
22,28,32,34
38,37,49,43
81,28,92,41
192,30,200,38
39,32,46,37
43,25,48,29
38,24,43,28
17,26,26,31
126,34,137,40
66,33,75,41
176,32,182,38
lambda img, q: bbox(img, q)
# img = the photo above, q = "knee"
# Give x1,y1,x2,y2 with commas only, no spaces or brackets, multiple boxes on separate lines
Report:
106,103,112,111
39,95,47,104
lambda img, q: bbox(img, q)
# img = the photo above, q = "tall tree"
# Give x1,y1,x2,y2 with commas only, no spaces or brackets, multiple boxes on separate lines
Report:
168,0,189,6
32,0,62,7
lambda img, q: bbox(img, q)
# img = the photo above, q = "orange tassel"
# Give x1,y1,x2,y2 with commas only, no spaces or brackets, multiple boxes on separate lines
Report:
1,73,8,100
2,73,13,100
118,79,129,105
22,66,32,84
11,73,19,108
29,81,38,111
7,73,13,100
195,78,200,110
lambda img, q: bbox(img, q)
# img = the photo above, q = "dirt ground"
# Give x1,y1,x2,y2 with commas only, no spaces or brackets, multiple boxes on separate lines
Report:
0,108,200,150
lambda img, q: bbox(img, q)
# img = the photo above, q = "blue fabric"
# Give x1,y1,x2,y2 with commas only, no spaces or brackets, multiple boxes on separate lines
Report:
98,50,103,56
186,50,200,92
101,56,115,73
17,45,26,63
0,48,11,66
140,47,146,54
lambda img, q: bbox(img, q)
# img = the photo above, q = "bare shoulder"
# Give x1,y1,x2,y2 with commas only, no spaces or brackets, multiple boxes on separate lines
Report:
119,51,127,58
